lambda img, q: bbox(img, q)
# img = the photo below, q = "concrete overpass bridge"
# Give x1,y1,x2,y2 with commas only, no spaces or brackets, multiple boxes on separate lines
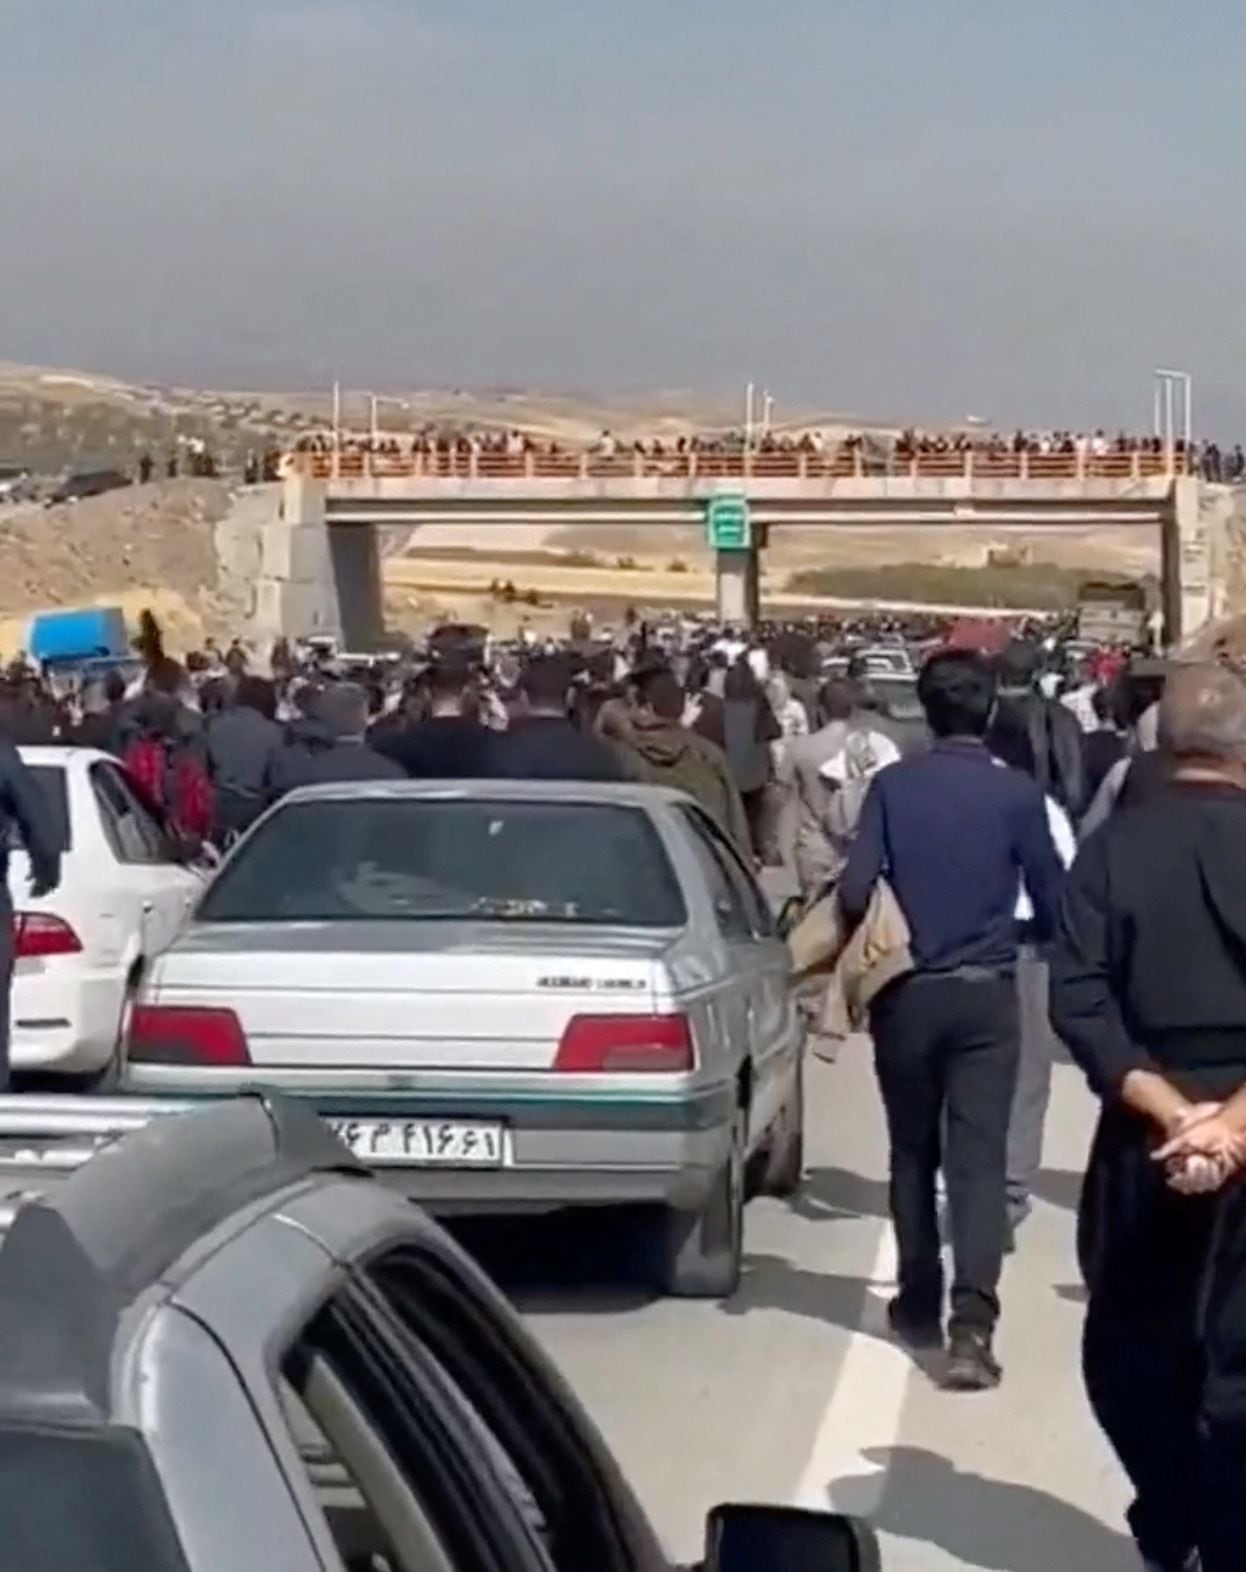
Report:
245,451,1228,648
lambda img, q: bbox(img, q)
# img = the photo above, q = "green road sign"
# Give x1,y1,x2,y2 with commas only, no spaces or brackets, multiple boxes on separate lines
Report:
705,493,752,551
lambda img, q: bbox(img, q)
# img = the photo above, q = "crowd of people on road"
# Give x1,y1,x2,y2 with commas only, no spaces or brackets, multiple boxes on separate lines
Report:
3,597,1246,1565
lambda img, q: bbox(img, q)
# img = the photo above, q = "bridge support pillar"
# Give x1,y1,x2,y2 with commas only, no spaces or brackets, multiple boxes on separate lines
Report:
252,477,387,650
1162,479,1230,647
716,547,760,629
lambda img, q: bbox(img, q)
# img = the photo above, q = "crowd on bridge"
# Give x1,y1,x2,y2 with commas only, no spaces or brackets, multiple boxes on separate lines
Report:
284,422,1245,480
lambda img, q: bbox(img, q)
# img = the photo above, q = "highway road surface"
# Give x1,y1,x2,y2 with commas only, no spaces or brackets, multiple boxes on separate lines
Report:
470,1046,1138,1571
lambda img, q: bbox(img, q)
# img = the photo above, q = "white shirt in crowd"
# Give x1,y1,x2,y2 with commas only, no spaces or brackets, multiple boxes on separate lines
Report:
1061,683,1099,734
1016,796,1076,921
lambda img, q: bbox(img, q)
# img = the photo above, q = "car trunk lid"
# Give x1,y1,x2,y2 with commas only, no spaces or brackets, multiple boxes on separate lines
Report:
145,921,677,1071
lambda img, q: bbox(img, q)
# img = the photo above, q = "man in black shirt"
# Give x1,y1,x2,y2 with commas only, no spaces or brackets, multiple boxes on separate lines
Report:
374,659,497,779
1050,662,1246,1572
491,655,629,783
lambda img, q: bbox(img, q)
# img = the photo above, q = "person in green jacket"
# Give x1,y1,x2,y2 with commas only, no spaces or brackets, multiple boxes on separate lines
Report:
613,667,752,862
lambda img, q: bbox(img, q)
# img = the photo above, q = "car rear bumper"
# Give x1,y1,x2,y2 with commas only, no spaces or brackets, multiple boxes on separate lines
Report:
118,1075,737,1212
12,966,125,1074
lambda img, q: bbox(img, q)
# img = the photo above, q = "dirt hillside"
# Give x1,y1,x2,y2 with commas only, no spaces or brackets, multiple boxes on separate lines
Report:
0,480,243,654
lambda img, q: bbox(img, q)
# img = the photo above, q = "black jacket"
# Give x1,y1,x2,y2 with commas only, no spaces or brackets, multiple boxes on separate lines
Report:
267,721,405,798
490,716,629,783
0,739,62,895
1050,780,1246,1099
989,689,1087,819
373,716,498,779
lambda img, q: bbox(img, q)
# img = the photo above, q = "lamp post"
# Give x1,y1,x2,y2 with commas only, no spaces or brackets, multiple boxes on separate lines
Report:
1154,369,1194,471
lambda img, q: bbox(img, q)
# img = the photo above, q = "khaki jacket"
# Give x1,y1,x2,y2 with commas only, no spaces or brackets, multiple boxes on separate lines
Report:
787,881,914,1049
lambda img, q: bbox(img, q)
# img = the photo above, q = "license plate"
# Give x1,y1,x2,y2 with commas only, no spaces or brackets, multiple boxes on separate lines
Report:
328,1117,509,1168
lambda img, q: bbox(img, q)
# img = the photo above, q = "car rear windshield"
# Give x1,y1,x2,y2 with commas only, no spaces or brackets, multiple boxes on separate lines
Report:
198,798,687,927
6,765,71,853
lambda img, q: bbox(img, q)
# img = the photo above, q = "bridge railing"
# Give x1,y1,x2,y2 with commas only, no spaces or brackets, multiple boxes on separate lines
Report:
289,448,1188,484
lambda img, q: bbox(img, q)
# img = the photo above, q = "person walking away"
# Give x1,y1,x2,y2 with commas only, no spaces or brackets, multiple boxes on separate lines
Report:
491,655,628,782
0,735,62,1090
781,678,893,899
695,658,780,863
839,651,1063,1390
267,683,405,798
1049,662,1246,1572
122,694,215,851
205,676,284,843
994,750,1077,1240
612,667,750,860
1061,657,1100,734
1078,691,1172,836
1081,684,1127,803
989,639,1087,820
374,657,497,779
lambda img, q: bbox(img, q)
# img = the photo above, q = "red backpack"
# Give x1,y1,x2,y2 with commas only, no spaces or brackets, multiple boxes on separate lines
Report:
124,736,215,843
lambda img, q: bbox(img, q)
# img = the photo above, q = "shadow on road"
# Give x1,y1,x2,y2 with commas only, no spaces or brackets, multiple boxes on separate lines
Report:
790,1165,891,1223
446,1212,656,1316
825,1446,1137,1572
1031,1168,1085,1213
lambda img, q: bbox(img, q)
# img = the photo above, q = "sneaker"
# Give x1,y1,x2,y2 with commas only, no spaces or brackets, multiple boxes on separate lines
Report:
887,1295,943,1351
944,1328,1002,1391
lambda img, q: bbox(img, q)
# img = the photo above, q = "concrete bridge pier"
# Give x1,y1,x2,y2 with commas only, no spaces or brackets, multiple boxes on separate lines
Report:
715,547,761,627
250,476,383,649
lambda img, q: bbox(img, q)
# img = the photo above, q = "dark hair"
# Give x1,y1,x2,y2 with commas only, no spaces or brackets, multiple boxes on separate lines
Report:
103,670,127,705
428,656,473,702
818,678,860,723
995,640,1041,690
235,675,277,721
917,651,997,739
520,654,573,711
636,666,684,722
723,658,760,701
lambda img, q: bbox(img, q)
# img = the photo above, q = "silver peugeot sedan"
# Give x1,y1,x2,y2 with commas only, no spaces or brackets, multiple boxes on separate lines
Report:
123,780,806,1298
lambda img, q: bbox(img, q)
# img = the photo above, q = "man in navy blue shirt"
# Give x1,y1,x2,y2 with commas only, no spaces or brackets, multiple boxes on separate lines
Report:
840,650,1063,1390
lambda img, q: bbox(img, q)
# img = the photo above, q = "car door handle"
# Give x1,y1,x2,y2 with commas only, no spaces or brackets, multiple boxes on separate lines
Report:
141,900,155,915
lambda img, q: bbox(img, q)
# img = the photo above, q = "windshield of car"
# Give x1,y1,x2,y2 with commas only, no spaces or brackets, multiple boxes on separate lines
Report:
6,765,71,853
198,798,687,927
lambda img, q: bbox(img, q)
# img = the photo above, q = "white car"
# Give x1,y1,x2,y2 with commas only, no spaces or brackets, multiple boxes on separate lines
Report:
8,747,206,1083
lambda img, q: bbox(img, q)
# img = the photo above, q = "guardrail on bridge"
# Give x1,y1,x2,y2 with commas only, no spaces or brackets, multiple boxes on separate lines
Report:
287,449,1188,485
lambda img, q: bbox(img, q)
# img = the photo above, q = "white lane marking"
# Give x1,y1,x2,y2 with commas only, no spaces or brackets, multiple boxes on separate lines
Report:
794,1223,910,1513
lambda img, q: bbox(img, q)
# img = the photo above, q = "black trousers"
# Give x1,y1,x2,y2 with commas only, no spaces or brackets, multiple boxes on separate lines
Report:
870,971,1018,1332
0,901,12,1092
1080,1102,1246,1570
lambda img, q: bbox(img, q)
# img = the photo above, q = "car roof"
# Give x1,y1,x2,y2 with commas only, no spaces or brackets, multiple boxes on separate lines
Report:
279,778,694,811
0,1096,368,1426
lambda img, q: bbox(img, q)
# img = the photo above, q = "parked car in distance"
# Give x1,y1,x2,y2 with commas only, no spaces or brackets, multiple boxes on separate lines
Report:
126,779,807,1297
855,647,915,679
47,468,131,505
9,747,204,1083
0,1094,882,1572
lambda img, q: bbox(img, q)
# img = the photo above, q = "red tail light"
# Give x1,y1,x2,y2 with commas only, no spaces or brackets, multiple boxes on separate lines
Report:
128,1005,251,1067
13,913,82,959
554,1013,694,1074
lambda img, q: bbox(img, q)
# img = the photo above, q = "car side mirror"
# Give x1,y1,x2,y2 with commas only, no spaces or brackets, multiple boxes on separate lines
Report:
703,1504,882,1572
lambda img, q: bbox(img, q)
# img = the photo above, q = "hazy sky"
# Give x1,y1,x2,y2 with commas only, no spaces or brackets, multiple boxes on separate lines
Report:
3,0,1244,432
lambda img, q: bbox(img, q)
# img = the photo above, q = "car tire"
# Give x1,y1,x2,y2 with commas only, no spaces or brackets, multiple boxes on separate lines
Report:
758,1060,805,1199
650,1106,746,1299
